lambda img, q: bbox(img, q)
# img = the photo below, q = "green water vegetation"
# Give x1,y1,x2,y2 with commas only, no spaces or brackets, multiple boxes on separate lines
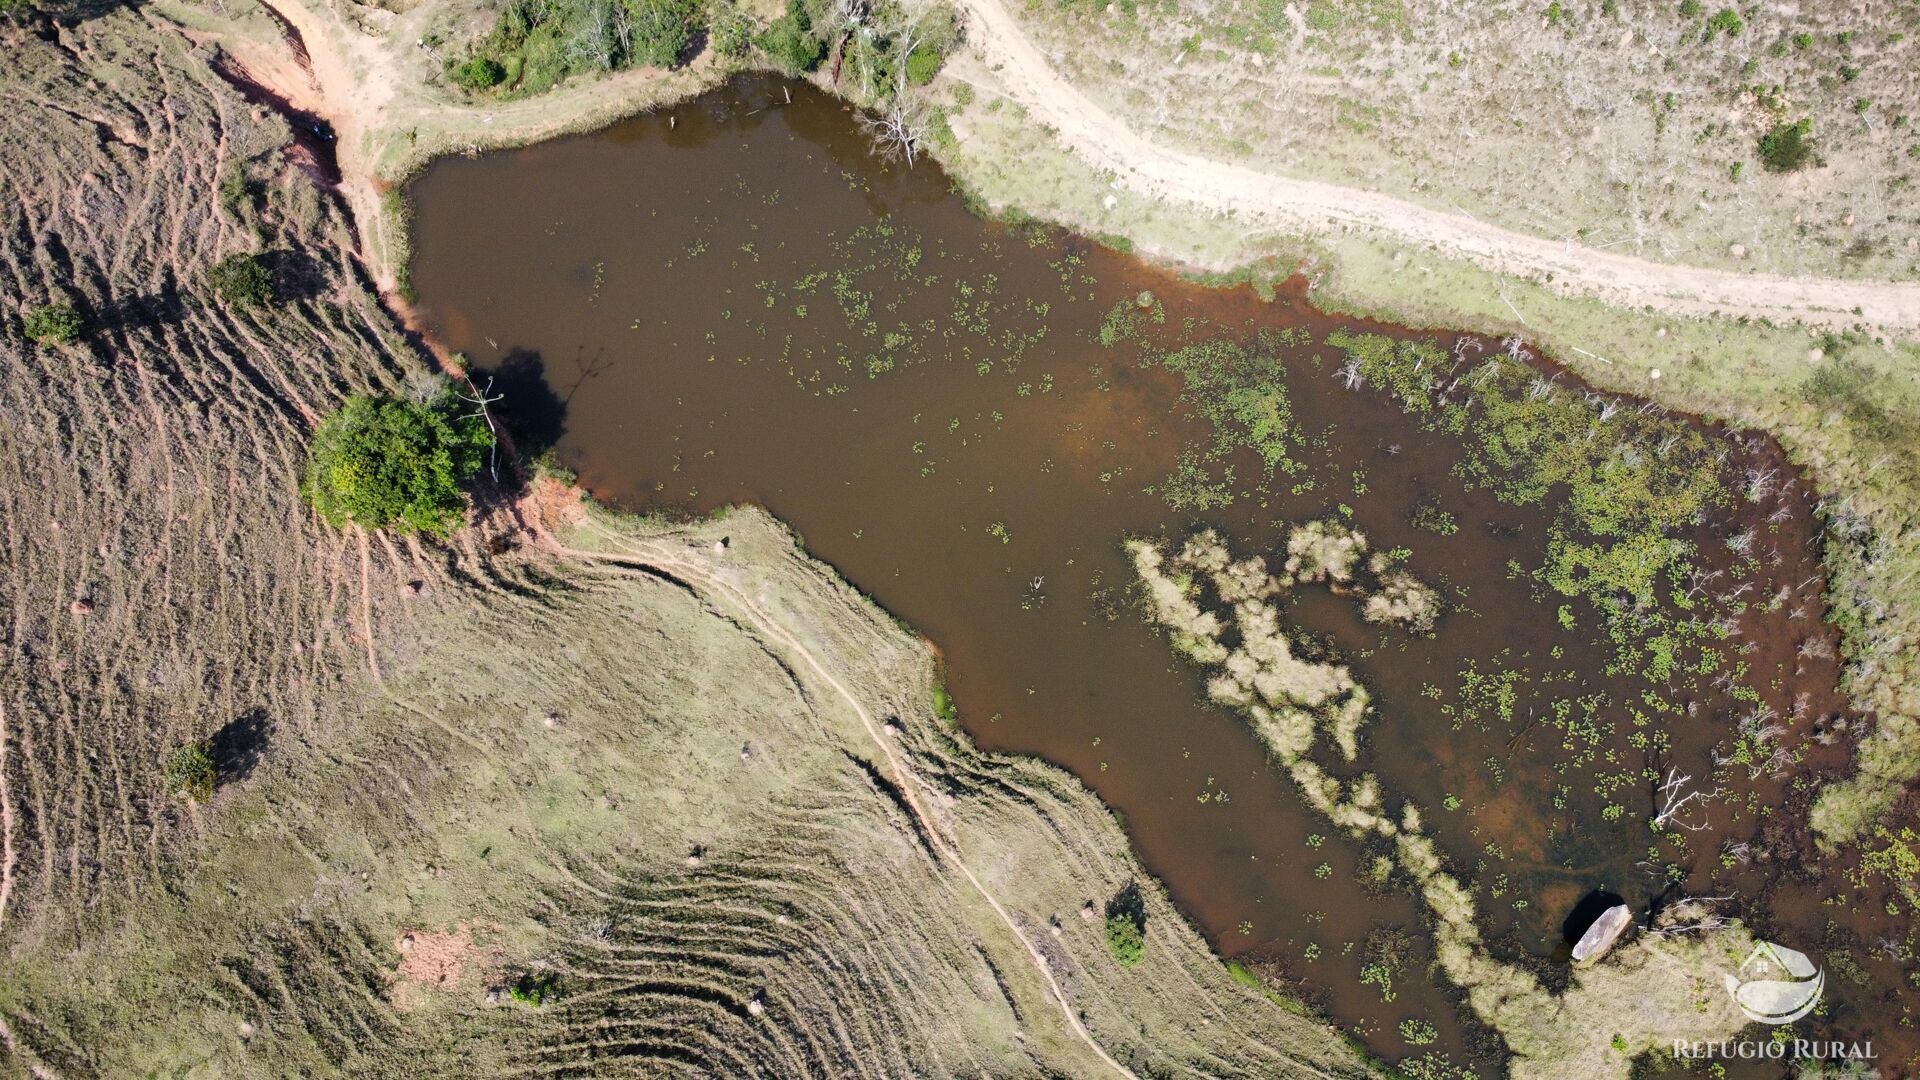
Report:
22,299,84,346
1329,329,1734,684
300,390,494,536
749,219,1056,393
1145,328,1310,509
1129,526,1754,1077
207,252,274,307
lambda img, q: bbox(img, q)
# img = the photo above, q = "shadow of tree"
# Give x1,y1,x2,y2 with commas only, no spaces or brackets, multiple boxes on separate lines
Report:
210,707,273,787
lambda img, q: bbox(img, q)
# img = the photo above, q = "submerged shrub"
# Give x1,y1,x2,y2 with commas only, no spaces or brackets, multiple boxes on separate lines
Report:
23,301,84,346
207,253,274,307
301,392,493,535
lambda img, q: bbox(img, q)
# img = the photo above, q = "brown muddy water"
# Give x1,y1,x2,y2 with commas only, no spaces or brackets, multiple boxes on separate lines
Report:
407,75,1908,1074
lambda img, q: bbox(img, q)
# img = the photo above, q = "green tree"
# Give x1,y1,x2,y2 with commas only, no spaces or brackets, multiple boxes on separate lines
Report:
758,0,824,74
207,253,274,307
1105,912,1145,966
1758,118,1816,172
164,743,217,801
301,392,493,535
452,56,508,90
708,0,755,57
625,0,701,67
23,301,84,346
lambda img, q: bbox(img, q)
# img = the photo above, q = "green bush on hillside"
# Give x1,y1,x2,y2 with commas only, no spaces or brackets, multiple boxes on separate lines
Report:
164,743,217,801
24,301,84,346
207,253,274,307
301,392,493,536
1106,912,1145,966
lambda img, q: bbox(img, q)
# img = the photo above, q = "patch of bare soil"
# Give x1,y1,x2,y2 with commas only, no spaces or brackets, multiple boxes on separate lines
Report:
389,925,476,1008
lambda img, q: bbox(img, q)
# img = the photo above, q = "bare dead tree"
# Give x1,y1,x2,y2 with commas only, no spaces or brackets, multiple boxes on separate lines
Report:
1646,894,1735,937
1651,766,1715,832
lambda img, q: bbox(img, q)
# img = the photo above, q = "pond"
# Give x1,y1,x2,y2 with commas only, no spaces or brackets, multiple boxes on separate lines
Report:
407,74,1903,1074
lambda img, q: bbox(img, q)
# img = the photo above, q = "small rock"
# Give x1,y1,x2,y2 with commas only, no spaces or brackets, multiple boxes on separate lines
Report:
1654,327,1667,338
740,742,755,761
1807,348,1825,364
238,1020,256,1040
543,712,561,728
399,933,416,953
747,994,766,1017
1649,368,1663,380
1080,902,1096,921
1050,923,1062,937
1728,243,1747,258
1843,213,1856,228
1101,194,1118,210
70,598,94,615
882,722,901,737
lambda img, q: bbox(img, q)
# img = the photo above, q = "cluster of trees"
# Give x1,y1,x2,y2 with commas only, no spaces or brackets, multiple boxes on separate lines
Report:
448,0,960,147
448,0,708,95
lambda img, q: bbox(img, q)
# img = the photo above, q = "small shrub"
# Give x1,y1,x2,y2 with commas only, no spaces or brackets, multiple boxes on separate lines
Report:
1105,912,1144,966
207,253,274,307
164,743,217,800
1677,0,1701,16
508,973,559,1006
23,301,84,346
1758,118,1816,172
301,392,493,535
1544,0,1564,26
1704,7,1742,38
451,56,507,90
905,42,945,85
758,1,824,74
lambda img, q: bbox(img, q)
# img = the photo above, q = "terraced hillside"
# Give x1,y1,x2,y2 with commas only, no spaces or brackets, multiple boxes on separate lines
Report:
0,11,1375,1077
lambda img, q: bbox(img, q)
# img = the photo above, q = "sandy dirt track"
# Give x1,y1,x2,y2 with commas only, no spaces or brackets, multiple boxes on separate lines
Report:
956,0,1920,334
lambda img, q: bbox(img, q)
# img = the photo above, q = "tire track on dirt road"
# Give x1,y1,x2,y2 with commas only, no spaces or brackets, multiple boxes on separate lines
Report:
956,0,1920,333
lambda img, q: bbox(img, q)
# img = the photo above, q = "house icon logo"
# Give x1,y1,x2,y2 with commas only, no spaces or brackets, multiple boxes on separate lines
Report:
1724,941,1824,1024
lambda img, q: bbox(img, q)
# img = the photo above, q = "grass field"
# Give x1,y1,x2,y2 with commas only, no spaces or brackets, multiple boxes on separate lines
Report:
0,11,1377,1076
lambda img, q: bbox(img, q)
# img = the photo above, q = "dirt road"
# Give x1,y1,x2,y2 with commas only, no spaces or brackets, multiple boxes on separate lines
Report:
956,0,1920,334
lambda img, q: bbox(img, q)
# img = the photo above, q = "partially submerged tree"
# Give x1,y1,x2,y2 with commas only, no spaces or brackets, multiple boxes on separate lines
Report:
301,390,494,536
